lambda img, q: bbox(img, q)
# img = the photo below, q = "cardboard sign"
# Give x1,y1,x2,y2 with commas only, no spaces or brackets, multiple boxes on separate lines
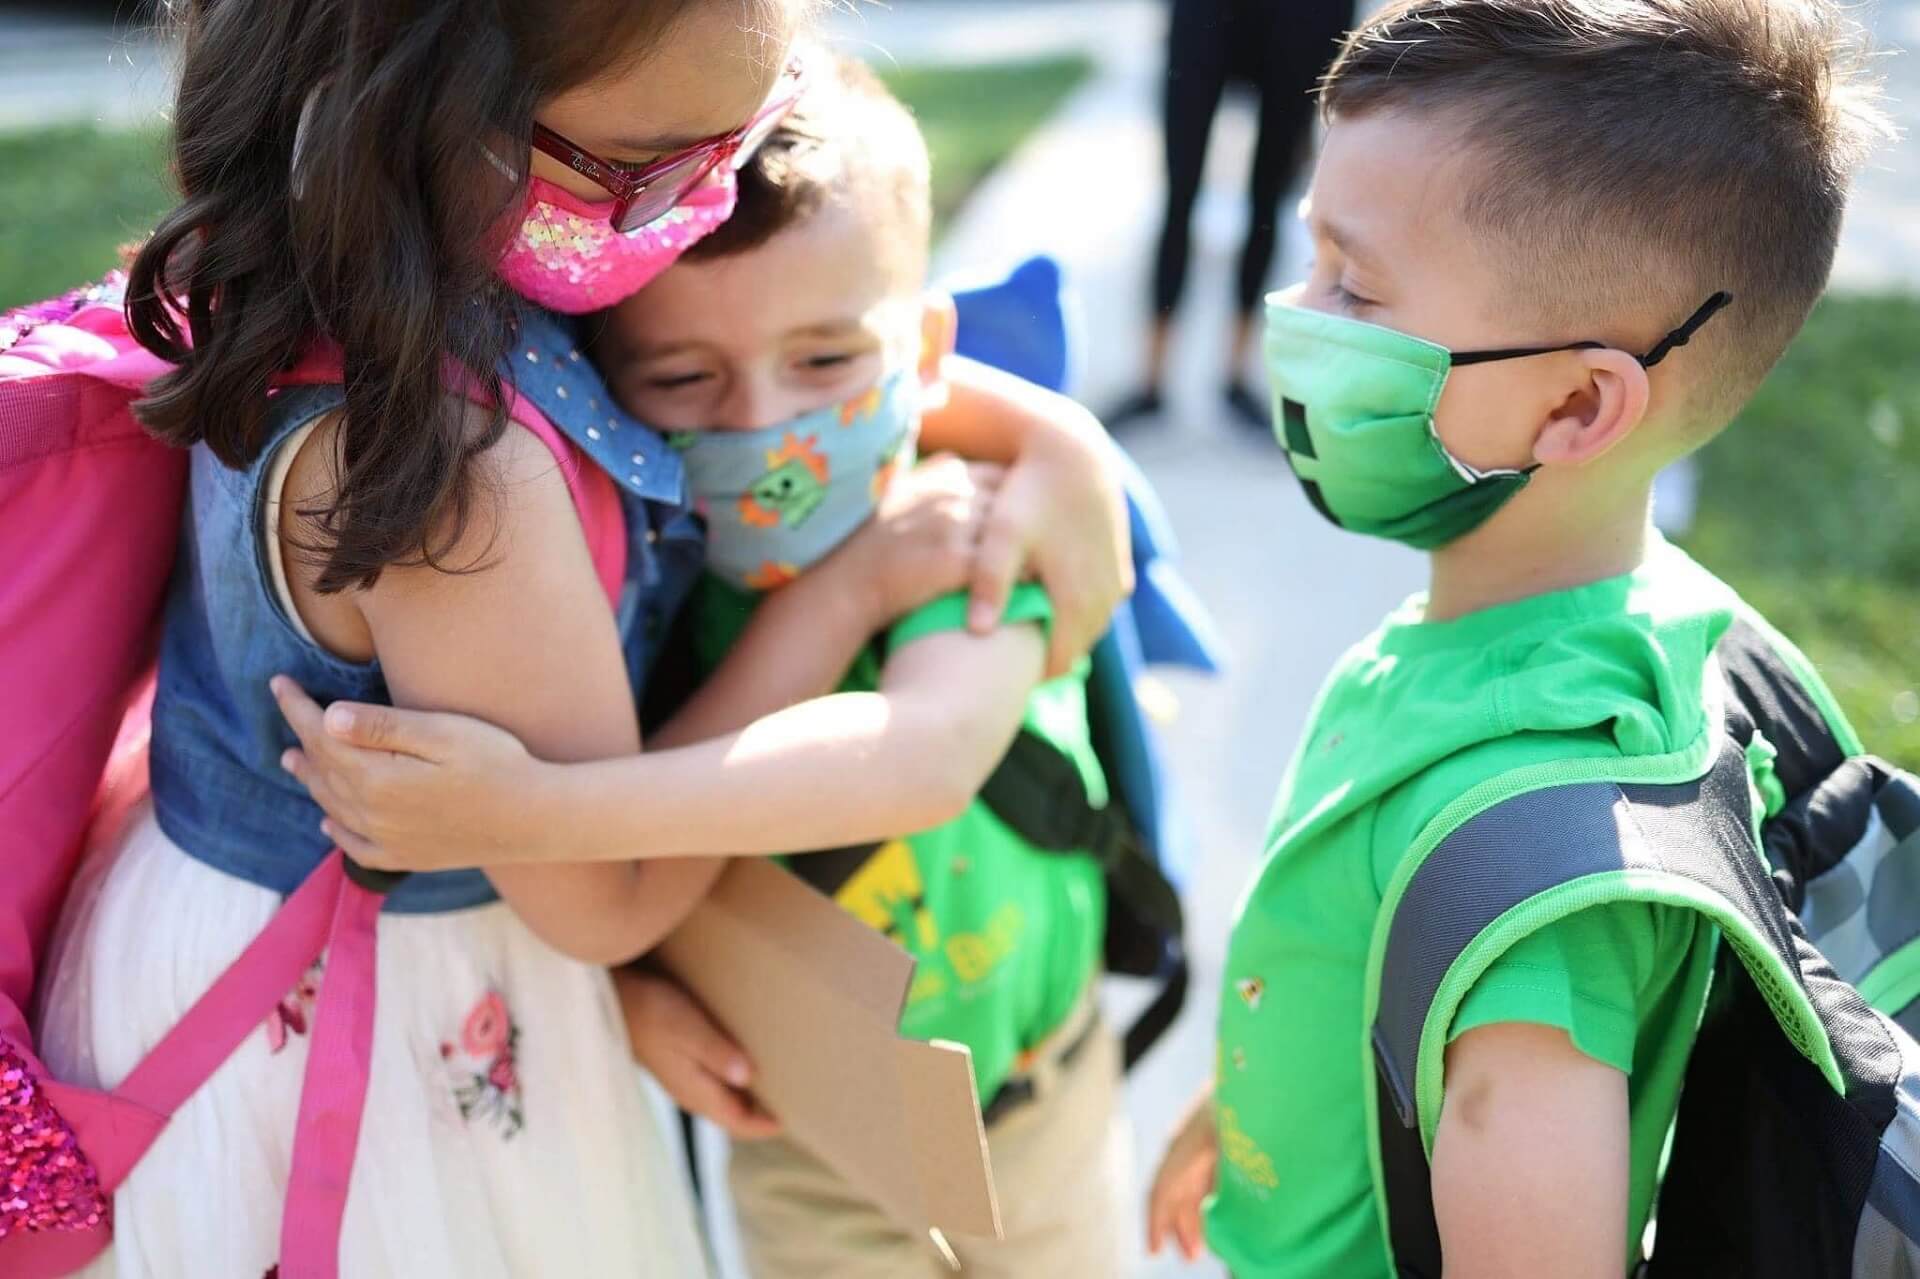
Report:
656,857,1003,1243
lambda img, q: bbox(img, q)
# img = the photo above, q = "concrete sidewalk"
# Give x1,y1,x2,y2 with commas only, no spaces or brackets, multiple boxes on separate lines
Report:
0,6,175,133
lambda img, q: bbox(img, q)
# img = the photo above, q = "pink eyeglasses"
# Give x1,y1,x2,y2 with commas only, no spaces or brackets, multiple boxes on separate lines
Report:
531,61,805,233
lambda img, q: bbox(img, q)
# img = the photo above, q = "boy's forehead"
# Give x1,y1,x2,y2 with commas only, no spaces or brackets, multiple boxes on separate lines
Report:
1310,111,1482,271
617,202,922,350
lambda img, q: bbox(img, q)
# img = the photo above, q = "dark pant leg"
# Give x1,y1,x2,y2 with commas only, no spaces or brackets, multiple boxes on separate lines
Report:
1152,0,1233,318
1235,0,1357,313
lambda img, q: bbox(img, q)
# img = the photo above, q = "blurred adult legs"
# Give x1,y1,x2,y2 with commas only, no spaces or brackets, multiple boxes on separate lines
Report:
1111,0,1356,433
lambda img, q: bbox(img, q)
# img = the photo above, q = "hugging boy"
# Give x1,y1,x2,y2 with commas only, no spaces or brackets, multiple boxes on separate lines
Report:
599,55,1133,1278
1148,0,1889,1274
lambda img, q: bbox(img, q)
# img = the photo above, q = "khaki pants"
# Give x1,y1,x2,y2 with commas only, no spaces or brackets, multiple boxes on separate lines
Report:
727,1011,1133,1279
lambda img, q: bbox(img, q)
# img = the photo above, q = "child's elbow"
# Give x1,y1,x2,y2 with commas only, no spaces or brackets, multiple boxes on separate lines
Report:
902,702,1020,828
503,868,659,967
911,768,979,831
539,914,653,967
886,755,973,832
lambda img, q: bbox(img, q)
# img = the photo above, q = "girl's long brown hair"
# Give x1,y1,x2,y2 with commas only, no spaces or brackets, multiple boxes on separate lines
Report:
126,0,709,591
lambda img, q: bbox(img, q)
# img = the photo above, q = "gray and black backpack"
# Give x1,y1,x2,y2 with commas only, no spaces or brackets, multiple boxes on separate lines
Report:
1368,614,1920,1277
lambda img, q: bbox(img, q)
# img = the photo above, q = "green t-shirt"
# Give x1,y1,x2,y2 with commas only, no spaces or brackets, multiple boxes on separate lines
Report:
1206,540,1739,1278
689,575,1108,1103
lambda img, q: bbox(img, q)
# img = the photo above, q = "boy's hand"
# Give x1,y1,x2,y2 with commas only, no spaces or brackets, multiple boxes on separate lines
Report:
838,453,1002,626
272,675,555,872
1432,1022,1629,1279
969,402,1132,679
1148,1084,1219,1262
615,966,781,1141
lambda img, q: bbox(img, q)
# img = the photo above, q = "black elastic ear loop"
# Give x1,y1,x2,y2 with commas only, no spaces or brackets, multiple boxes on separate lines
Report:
1449,338,1602,367
1637,291,1733,368
1448,291,1734,369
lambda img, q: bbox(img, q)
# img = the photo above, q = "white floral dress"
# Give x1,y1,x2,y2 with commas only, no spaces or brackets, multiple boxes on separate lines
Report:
37,799,711,1279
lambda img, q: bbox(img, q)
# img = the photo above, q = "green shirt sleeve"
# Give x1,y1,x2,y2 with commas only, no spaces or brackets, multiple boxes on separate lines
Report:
886,582,1054,652
1448,900,1699,1075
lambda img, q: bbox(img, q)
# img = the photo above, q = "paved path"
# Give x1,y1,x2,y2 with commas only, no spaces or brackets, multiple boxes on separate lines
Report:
0,6,175,133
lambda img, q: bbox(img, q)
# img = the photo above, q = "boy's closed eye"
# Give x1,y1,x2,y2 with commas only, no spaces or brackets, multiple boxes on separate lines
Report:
1302,253,1384,316
1330,280,1380,313
790,344,884,393
647,369,713,391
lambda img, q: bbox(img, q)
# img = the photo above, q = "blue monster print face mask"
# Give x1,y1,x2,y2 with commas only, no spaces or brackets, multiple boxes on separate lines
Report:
667,367,922,592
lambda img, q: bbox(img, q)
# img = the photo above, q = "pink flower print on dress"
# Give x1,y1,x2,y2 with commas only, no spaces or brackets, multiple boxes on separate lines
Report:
442,988,525,1139
462,991,511,1059
264,959,323,1055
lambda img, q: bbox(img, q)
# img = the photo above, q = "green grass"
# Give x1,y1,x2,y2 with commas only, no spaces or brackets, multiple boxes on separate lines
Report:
0,54,1093,311
880,54,1094,234
1677,293,1920,769
0,123,172,309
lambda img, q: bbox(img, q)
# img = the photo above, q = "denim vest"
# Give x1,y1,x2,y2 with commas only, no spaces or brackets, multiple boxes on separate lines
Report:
148,308,703,913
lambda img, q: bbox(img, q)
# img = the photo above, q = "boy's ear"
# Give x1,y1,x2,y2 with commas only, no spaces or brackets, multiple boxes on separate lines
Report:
918,290,958,401
1532,347,1651,468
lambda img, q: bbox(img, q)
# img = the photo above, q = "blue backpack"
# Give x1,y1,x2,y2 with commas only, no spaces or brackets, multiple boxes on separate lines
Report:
947,255,1221,1066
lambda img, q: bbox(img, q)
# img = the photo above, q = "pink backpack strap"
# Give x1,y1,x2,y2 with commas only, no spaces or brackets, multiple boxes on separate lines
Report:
500,388,627,605
276,863,382,1279
276,351,628,603
96,853,351,1184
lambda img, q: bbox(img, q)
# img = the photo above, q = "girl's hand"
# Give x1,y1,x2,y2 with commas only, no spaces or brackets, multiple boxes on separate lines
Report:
831,452,1003,629
615,966,781,1141
1147,1084,1219,1263
969,402,1132,679
272,675,553,872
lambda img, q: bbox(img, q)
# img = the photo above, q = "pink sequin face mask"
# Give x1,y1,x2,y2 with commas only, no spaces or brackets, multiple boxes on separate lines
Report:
497,167,738,314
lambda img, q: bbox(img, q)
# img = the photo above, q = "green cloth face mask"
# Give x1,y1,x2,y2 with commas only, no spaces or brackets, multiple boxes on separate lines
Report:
1264,291,1731,550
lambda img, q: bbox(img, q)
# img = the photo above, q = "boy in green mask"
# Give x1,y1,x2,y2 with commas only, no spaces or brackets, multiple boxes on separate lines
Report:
1147,0,1890,1275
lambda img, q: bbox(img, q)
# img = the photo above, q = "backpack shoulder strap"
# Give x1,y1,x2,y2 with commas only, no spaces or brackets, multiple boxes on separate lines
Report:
1717,614,1857,796
1369,738,1842,1276
978,729,1188,1068
979,731,1180,927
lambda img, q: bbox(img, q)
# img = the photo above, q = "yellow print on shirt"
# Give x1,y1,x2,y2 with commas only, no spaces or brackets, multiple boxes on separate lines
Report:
945,902,1024,983
908,967,948,1004
834,839,937,953
1218,1104,1279,1196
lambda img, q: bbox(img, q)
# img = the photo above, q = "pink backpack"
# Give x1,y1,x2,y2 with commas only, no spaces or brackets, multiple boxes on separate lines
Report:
0,277,624,1277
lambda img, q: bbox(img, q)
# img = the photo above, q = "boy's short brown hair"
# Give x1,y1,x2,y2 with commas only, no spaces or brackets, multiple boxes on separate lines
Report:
686,49,932,282
1322,0,1889,429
